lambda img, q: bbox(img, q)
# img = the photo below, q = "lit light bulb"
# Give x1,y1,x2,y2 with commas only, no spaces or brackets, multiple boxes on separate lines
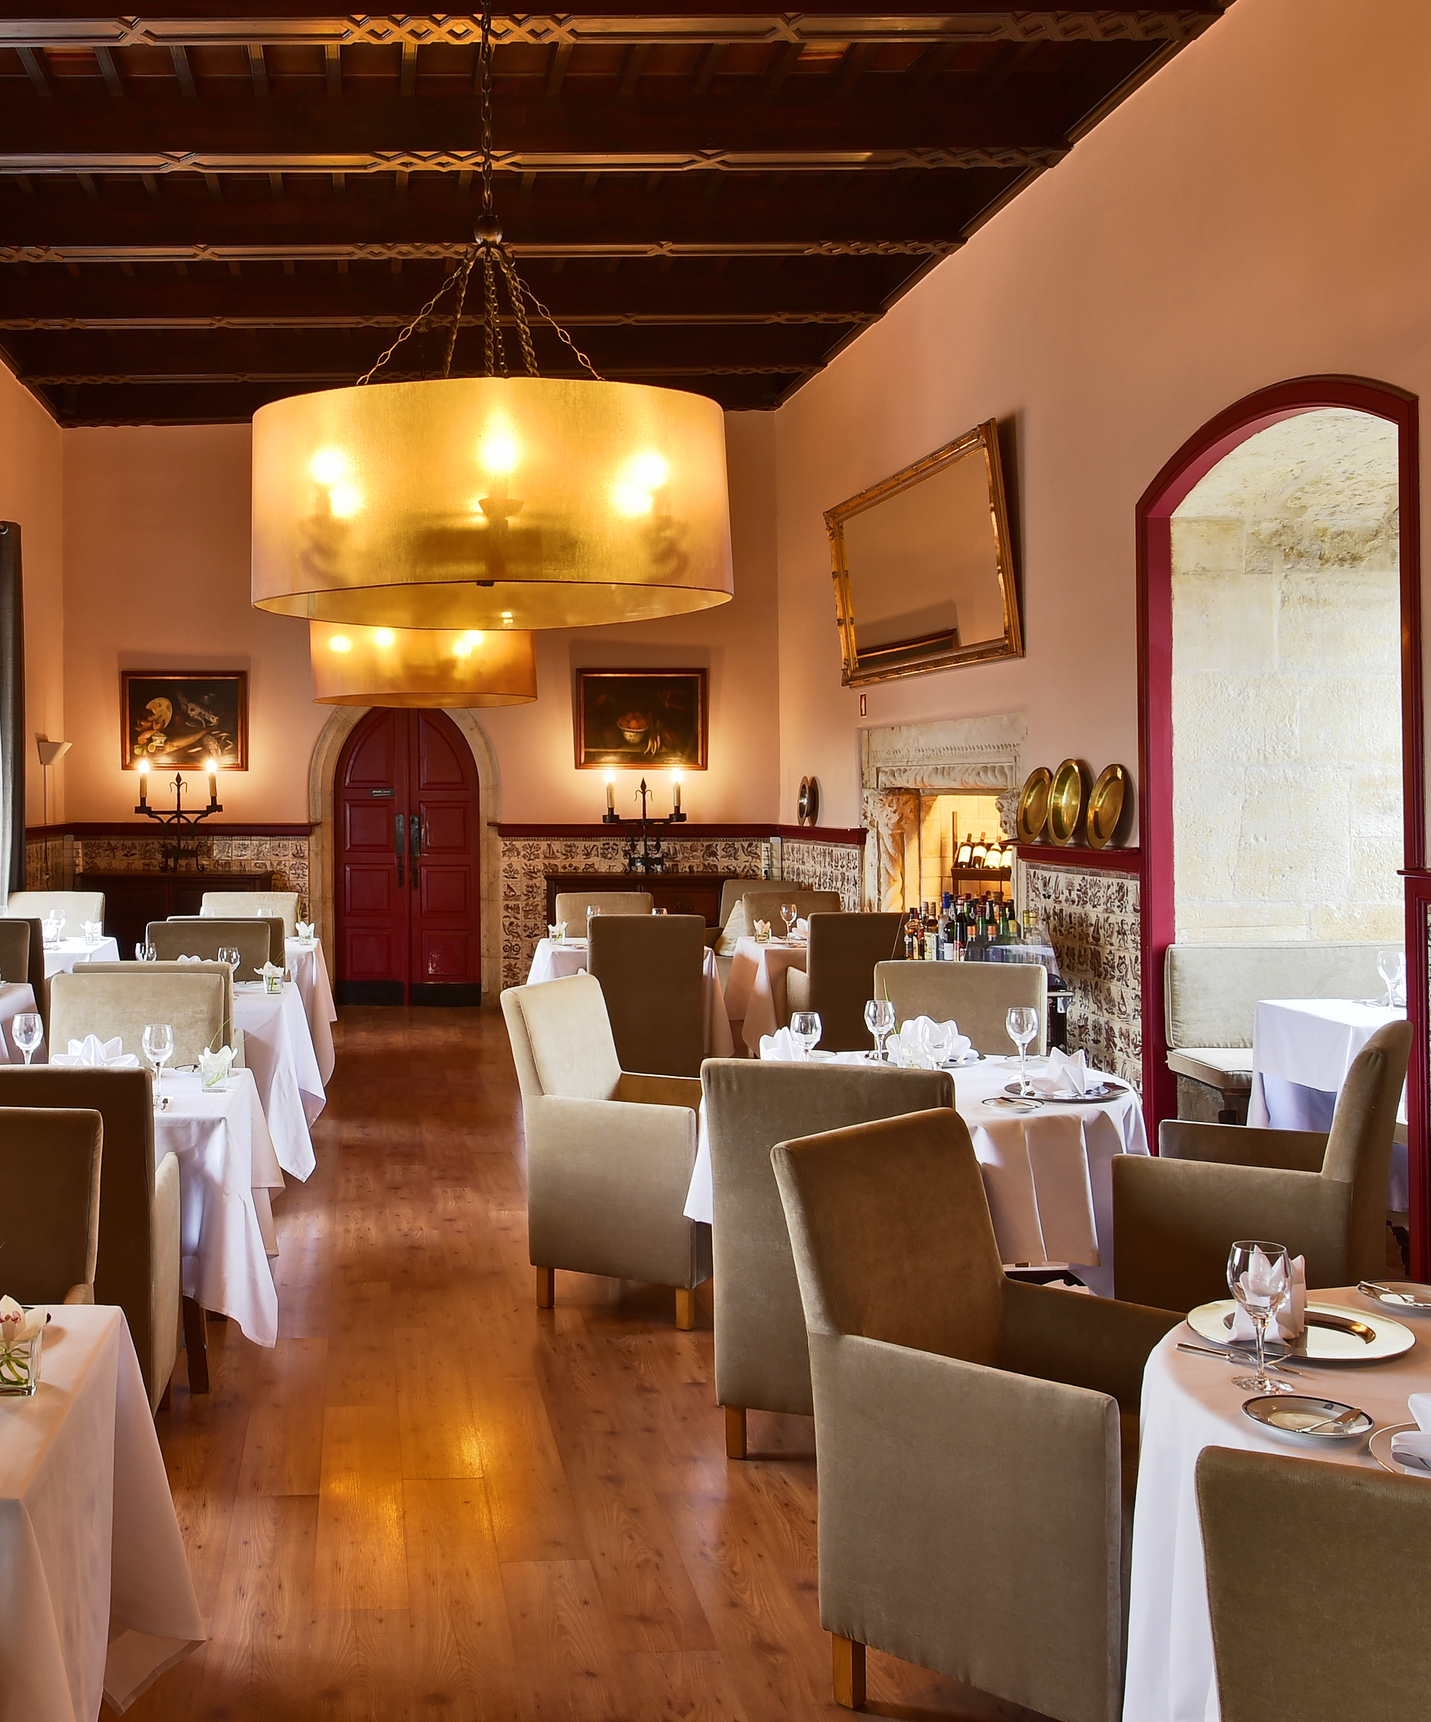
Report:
374,627,395,647
500,611,513,625
631,452,668,490
478,430,519,474
329,635,352,653
453,637,471,659
328,484,362,519
613,483,654,518
309,447,349,485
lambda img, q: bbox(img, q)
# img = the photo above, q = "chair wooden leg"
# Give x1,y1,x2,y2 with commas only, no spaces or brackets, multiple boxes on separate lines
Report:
675,1286,696,1331
182,1295,210,1394
724,1405,748,1460
158,1381,172,1414
535,1265,554,1309
832,1635,866,1710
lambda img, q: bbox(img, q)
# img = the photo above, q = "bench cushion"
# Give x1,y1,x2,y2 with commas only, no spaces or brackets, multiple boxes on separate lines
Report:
1165,942,1397,1051
1167,1047,1254,1092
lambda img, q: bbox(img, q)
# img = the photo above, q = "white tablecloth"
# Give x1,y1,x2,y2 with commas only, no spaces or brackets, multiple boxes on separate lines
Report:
1248,998,1408,1209
156,1067,281,1347
42,936,121,978
683,1053,1146,1294
285,939,336,1086
0,980,38,1063
0,1304,203,1722
1124,1285,1429,1722
234,981,324,1181
722,936,808,1052
526,938,735,1058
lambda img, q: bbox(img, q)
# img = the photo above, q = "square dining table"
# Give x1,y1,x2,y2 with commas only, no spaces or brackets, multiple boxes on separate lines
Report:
285,937,336,1086
42,935,121,977
233,979,325,1181
0,1304,203,1722
721,935,809,1052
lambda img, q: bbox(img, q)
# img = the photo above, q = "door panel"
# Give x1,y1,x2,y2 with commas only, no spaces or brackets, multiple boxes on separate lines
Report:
336,707,480,1003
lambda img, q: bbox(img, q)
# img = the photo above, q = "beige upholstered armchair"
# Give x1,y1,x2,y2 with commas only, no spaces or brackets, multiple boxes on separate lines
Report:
8,890,105,937
772,1106,1179,1721
553,889,652,925
1197,1446,1431,1722
875,958,1047,1056
150,915,279,974
52,964,231,1068
0,1068,185,1407
201,890,301,937
784,912,905,1049
501,973,710,1329
702,1059,953,1458
0,1105,103,1306
0,916,47,1036
589,912,707,1077
1114,1020,1410,1311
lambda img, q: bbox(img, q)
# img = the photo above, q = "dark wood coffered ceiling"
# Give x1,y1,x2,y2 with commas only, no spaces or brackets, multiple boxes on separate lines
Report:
0,5,1231,425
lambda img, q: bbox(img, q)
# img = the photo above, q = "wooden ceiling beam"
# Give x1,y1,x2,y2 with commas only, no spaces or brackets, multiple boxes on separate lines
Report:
15,46,52,96
0,89,1080,159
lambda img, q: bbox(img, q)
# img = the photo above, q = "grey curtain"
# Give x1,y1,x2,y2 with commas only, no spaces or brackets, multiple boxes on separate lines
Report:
0,523,24,897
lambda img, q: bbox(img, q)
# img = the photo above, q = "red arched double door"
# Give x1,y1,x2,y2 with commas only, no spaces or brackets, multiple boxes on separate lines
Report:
335,707,482,1005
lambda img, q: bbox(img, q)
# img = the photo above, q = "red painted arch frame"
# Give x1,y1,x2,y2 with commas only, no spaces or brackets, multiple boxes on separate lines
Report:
1136,376,1426,1273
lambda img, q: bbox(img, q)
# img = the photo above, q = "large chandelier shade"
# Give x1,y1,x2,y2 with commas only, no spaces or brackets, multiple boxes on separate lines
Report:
253,375,733,630
310,620,537,707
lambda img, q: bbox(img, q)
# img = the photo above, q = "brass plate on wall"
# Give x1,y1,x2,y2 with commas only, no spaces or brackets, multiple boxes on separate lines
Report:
1048,759,1086,846
1016,768,1052,842
1086,764,1130,849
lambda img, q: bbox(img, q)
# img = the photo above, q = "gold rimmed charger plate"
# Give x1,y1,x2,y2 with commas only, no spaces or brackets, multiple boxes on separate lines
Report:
1086,763,1129,849
1370,1424,1431,1477
1048,759,1086,846
1187,1299,1415,1365
1016,769,1052,842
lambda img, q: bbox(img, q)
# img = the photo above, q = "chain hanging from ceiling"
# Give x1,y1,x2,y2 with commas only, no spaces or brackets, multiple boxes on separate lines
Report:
355,1,599,388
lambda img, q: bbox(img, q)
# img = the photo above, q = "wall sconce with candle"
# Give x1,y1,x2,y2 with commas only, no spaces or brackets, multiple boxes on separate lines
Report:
601,772,687,873
134,755,224,871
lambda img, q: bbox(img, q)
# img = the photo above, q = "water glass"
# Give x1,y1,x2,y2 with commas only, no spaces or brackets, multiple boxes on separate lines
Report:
1006,1006,1039,1095
1377,948,1406,1009
141,1022,175,1089
11,1012,42,1066
781,903,798,939
135,940,156,963
864,997,895,1060
1227,1240,1295,1395
790,1011,822,1060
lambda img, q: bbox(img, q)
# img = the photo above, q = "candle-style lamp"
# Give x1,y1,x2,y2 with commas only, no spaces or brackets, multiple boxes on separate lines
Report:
601,770,687,873
672,771,682,816
134,756,225,871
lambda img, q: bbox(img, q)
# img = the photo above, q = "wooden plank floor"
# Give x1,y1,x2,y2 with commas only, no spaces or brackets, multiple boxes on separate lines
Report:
126,1007,1042,1722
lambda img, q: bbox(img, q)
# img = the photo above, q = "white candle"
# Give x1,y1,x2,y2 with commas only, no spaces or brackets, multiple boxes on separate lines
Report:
605,775,615,815
672,771,682,814
137,760,149,806
206,757,218,803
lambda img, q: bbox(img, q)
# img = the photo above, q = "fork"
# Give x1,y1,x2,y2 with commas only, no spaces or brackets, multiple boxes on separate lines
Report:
1176,1341,1304,1378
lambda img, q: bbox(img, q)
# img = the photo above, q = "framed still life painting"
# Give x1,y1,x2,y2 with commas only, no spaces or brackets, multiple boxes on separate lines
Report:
121,671,249,771
574,669,708,770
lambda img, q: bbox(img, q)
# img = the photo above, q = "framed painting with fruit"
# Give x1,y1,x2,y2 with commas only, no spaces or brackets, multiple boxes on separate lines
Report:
573,669,708,770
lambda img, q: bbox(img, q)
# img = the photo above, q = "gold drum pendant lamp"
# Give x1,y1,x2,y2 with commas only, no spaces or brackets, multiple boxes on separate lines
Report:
250,0,733,633
310,622,537,707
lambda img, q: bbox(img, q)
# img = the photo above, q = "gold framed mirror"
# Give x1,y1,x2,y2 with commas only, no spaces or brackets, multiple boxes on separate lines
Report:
825,418,1022,686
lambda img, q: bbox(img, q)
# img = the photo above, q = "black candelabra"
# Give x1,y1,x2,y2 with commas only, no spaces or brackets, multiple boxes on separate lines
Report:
134,768,223,871
602,775,686,873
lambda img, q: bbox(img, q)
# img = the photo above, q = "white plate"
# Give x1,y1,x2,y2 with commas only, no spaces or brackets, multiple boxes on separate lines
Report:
1242,1394,1374,1448
1370,1423,1431,1477
1187,1299,1416,1365
1357,1281,1431,1315
1005,1080,1125,1103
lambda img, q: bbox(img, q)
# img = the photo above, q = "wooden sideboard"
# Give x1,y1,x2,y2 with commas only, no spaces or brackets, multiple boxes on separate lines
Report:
543,871,749,928
78,870,274,960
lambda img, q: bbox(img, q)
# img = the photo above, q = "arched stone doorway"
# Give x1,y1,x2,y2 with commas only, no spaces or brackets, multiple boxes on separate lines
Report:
307,705,504,1005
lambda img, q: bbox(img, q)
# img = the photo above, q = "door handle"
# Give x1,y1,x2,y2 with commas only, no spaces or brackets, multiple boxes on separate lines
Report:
409,813,421,886
394,811,406,887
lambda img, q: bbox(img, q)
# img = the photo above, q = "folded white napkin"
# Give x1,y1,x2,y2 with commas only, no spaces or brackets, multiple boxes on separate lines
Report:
56,1033,140,1070
1392,1393,1431,1472
894,1015,972,1067
759,1027,802,1060
1029,1048,1092,1098
753,919,772,940
177,953,203,964
794,917,810,939
1231,1252,1306,1342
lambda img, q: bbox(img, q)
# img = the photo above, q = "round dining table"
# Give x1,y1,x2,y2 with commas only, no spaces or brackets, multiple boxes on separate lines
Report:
1124,1285,1430,1722
683,1050,1146,1294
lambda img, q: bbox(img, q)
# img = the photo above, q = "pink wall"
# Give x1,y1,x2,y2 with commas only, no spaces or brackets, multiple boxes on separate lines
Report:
56,412,778,827
772,0,1431,827
62,424,326,824
0,366,65,826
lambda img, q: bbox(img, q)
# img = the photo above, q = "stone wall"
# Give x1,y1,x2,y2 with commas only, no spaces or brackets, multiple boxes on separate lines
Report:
1019,857,1141,1090
1171,408,1402,943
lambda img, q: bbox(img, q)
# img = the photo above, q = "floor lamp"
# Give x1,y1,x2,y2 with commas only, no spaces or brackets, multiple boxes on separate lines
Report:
36,737,71,827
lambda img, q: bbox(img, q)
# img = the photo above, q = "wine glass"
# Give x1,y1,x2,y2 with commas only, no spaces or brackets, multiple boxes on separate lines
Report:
1377,949,1406,1009
780,903,798,940
1227,1240,1295,1395
1006,1006,1039,1095
864,997,895,1061
790,1011,822,1060
134,940,156,963
141,1022,175,1090
11,1012,42,1066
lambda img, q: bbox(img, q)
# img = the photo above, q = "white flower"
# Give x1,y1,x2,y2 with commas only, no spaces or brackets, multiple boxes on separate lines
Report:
0,1295,45,1348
